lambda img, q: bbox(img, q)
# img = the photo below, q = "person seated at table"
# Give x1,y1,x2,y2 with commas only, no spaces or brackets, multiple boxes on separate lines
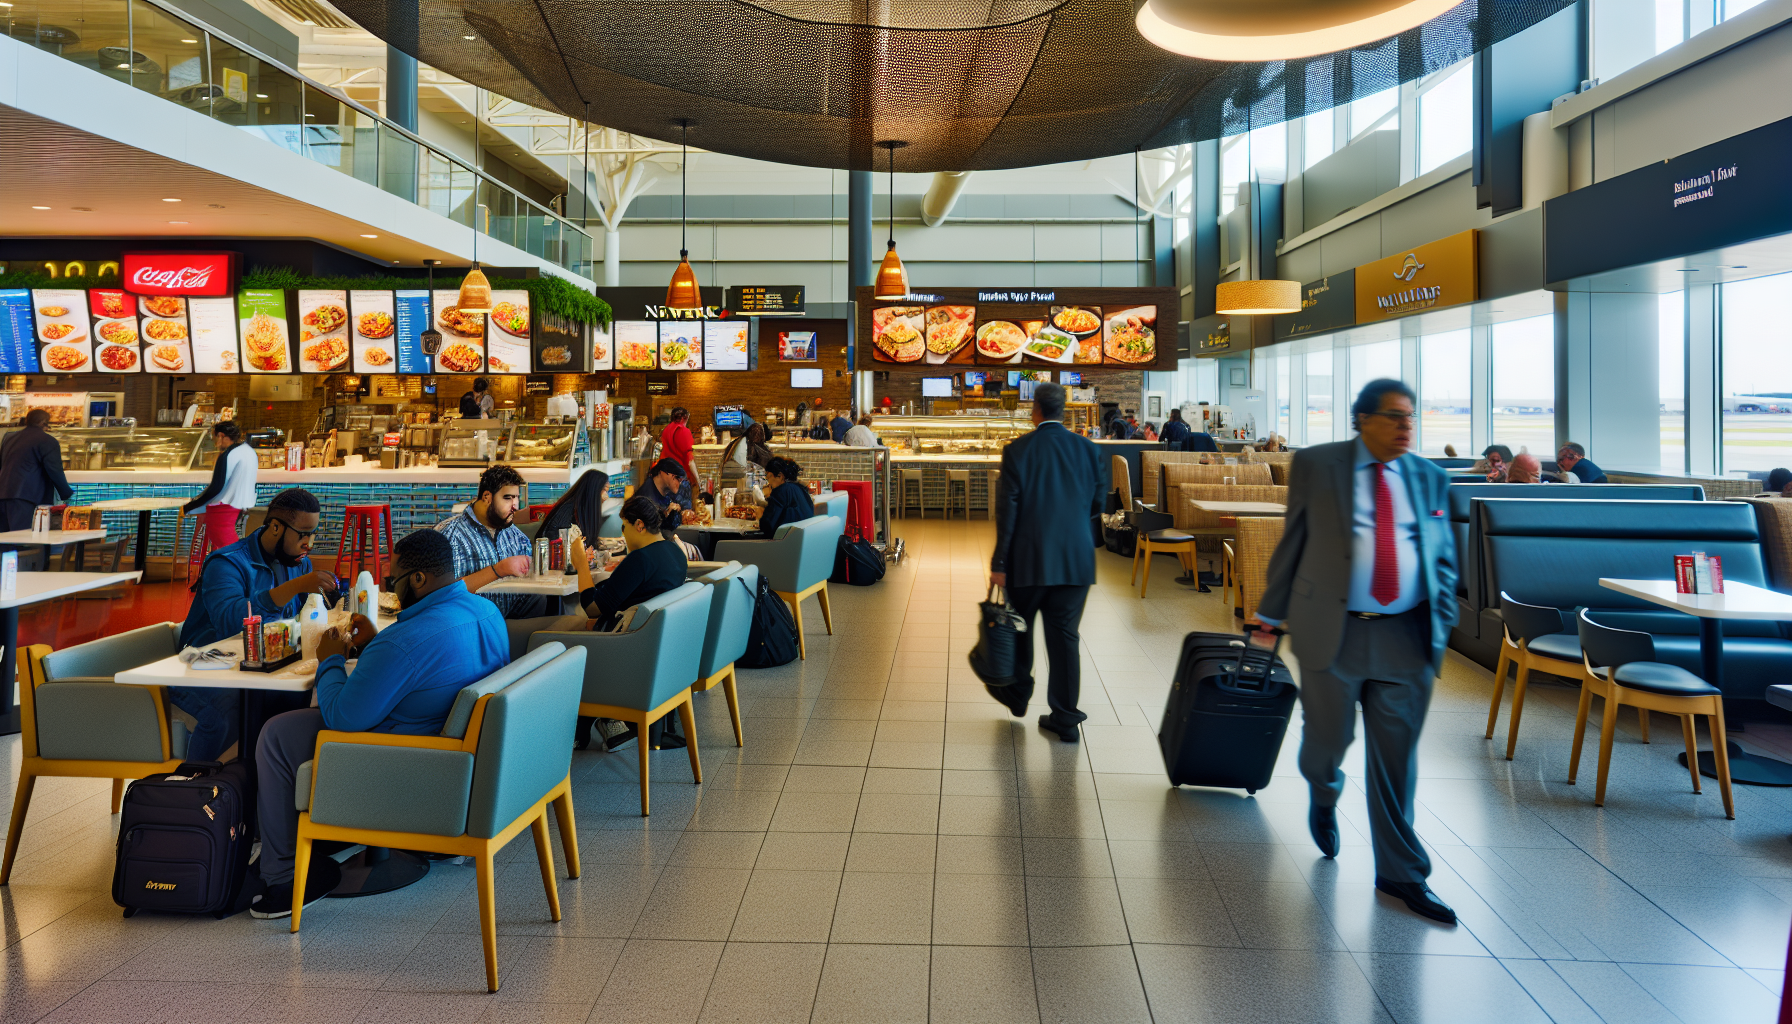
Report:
535,468,611,564
641,458,693,523
248,528,508,919
843,415,878,447
566,495,688,750
1758,468,1792,497
1475,444,1512,482
1159,408,1191,449
753,457,812,538
719,424,771,492
1505,452,1549,484
435,464,537,619
174,487,339,761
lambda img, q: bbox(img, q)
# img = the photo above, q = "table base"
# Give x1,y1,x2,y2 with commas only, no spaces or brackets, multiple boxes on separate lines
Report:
1677,743,1792,786
326,847,431,897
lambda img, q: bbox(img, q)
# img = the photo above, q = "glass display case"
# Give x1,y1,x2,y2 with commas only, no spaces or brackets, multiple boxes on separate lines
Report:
871,415,1031,455
504,422,580,468
38,426,217,471
437,420,515,467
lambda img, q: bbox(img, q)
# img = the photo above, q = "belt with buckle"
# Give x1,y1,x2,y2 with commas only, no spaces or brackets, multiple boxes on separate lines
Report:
1348,611,1390,620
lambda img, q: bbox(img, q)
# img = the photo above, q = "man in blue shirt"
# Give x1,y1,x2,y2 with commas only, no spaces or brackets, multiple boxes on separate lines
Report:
435,464,535,618
1556,442,1609,483
174,488,339,761
250,529,509,919
1254,379,1459,925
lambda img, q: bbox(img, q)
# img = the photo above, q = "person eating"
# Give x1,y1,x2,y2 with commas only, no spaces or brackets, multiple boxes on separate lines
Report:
435,464,536,617
753,456,813,537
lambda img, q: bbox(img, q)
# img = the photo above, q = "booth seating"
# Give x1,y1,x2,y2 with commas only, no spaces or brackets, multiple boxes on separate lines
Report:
692,562,760,746
1243,450,1293,485
1734,497,1792,590
527,584,710,815
1446,484,1707,666
1159,461,1273,516
1173,483,1288,531
1225,517,1286,621
715,515,845,660
292,642,586,992
1478,499,1792,701
3,624,191,885
1139,450,1232,509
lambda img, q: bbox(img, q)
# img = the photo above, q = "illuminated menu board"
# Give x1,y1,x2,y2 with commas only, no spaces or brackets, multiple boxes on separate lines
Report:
0,291,39,374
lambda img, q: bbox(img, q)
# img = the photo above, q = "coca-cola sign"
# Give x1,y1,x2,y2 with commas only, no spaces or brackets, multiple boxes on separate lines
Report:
120,251,238,297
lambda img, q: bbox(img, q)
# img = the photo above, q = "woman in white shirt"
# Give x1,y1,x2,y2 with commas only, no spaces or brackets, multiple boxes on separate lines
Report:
183,421,259,550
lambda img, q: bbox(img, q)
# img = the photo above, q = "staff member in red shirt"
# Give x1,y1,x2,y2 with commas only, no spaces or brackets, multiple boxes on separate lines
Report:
658,407,696,488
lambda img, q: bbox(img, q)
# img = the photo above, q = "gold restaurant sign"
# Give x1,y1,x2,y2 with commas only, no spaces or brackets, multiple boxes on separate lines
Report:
1354,230,1478,323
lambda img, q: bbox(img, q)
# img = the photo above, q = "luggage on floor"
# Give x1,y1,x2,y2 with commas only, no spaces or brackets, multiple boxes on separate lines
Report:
831,535,886,586
113,759,258,918
737,572,800,668
967,584,1028,688
1158,625,1296,794
1104,523,1136,557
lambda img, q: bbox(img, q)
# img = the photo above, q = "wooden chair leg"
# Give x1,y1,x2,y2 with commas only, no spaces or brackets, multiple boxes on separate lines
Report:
1680,715,1702,794
678,696,702,784
1594,690,1621,807
1130,539,1143,584
1637,707,1651,743
475,851,501,992
1505,661,1532,761
723,665,743,747
1139,546,1154,597
0,774,38,885
1487,645,1511,739
552,786,580,877
816,584,833,635
1568,683,1594,785
531,812,562,922
289,832,313,932
110,779,125,815
1710,707,1735,820
637,714,653,816
786,595,807,659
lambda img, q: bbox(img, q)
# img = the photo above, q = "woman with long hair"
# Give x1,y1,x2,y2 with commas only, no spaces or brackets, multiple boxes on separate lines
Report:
536,468,611,550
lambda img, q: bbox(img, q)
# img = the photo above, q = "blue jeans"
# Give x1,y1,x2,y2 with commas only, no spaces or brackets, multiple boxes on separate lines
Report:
167,686,240,762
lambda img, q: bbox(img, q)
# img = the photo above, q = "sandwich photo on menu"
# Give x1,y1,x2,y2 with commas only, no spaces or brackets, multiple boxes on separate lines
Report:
139,293,193,374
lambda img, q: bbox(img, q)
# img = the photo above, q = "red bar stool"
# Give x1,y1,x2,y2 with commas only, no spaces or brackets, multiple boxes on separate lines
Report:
334,504,395,581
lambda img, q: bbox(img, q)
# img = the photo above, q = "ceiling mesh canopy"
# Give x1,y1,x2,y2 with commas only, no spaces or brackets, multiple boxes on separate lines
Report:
335,0,1576,171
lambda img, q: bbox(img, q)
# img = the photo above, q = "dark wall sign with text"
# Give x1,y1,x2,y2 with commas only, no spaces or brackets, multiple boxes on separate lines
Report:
730,285,804,315
1273,270,1356,341
854,285,1177,372
1544,113,1792,284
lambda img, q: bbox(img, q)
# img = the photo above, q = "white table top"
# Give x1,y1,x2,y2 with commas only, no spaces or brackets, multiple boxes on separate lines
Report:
481,571,605,597
118,615,393,691
0,529,107,545
1598,578,1792,620
3,571,141,608
1188,500,1288,516
87,497,189,512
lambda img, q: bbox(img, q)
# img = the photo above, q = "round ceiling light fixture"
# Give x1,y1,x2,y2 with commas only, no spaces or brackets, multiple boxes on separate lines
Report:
1215,279,1302,316
1133,0,1462,61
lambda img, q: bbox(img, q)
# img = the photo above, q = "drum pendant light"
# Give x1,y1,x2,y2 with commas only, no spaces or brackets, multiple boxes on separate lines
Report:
873,141,910,298
1215,279,1302,315
666,120,702,310
1133,0,1461,61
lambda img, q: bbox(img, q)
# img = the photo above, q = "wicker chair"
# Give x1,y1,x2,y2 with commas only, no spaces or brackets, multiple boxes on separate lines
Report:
1735,497,1792,592
1230,517,1286,623
1140,451,1228,508
1173,483,1288,531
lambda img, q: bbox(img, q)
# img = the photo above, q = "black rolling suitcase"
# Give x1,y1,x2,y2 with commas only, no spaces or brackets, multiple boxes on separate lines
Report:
113,759,258,918
1159,625,1296,794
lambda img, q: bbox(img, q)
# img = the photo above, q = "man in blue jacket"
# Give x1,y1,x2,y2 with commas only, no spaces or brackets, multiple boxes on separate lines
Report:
1252,379,1460,925
250,528,509,919
174,488,340,760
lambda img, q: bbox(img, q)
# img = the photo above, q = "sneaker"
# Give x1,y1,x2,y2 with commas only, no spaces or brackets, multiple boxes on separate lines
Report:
250,872,333,920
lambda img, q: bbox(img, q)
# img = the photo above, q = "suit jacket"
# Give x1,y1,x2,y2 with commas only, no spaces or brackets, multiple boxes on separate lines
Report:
991,421,1106,588
1257,440,1458,675
0,426,72,506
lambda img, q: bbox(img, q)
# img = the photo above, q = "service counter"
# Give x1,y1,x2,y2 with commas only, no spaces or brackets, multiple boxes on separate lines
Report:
61,460,629,567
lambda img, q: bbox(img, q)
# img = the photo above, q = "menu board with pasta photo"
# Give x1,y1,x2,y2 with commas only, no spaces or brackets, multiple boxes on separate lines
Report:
432,289,485,374
32,289,93,373
87,289,139,373
349,290,396,374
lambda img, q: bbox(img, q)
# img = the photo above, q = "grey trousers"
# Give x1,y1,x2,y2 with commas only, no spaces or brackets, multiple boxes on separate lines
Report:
256,708,325,885
1297,606,1435,884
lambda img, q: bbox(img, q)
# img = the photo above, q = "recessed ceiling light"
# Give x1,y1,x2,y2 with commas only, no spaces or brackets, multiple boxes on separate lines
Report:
30,205,49,210
180,37,197,43
162,197,181,202
116,63,131,69
1676,268,1700,272
360,233,378,238
464,34,476,39
255,93,268,99
168,220,188,225
302,19,315,24
1730,265,1748,269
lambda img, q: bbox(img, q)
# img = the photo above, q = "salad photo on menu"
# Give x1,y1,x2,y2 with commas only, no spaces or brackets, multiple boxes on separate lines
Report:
658,321,702,370
484,290,531,374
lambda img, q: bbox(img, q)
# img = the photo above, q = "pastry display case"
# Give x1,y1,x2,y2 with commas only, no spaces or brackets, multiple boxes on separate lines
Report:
437,420,515,467
504,422,580,468
37,426,217,471
871,415,1031,455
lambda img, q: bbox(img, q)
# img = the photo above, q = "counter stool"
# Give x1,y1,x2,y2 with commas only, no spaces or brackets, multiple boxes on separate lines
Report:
897,468,924,518
979,469,1000,519
944,469,971,520
335,504,396,580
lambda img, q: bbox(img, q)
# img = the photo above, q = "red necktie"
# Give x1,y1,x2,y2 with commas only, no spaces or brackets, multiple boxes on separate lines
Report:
1371,462,1400,606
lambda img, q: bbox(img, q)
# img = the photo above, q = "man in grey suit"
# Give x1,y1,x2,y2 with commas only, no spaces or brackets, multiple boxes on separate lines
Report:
1252,379,1460,924
989,382,1107,742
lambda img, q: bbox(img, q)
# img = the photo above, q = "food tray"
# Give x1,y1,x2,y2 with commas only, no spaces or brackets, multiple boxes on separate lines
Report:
240,650,302,674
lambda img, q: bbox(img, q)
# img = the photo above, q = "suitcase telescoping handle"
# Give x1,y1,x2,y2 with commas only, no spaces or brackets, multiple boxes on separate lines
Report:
1226,623,1286,691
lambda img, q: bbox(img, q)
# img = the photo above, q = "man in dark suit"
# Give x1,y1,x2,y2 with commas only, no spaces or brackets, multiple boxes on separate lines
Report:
0,409,74,531
1253,379,1460,924
989,382,1107,742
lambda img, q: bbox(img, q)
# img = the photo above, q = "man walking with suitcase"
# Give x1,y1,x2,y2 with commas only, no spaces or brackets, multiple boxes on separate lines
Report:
1252,379,1460,924
989,382,1107,742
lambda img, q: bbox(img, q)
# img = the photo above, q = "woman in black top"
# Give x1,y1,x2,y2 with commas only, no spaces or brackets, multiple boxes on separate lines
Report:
569,494,686,629
755,456,813,537
537,469,610,565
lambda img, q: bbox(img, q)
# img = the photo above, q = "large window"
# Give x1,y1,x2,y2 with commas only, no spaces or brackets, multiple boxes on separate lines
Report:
1493,316,1556,455
1350,87,1399,141
1417,62,1472,175
1658,291,1685,473
1721,273,1792,473
1306,348,1334,442
1347,339,1400,396
1304,108,1335,170
1276,353,1292,442
1420,331,1471,455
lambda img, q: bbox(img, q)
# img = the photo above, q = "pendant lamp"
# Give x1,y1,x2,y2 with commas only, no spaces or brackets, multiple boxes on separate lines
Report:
666,120,702,310
873,141,910,298
457,203,493,315
1133,0,1460,61
1215,279,1303,316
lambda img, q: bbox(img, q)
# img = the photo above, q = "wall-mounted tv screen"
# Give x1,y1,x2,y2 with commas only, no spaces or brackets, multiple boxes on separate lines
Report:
962,371,986,387
790,368,824,388
1059,371,1082,385
921,377,953,397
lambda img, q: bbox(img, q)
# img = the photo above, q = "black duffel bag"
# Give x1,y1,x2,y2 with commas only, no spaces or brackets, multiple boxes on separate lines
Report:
967,585,1028,688
737,572,800,668
831,535,886,586
113,759,259,918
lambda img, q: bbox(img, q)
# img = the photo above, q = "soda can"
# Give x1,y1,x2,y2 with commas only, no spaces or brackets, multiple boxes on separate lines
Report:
534,537,549,576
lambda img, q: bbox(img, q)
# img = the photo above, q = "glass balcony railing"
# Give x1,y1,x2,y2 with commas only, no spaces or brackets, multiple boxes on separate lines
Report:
2,0,595,277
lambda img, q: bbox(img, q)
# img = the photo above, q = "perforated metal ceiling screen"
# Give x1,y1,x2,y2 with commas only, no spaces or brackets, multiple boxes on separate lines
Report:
332,0,1576,171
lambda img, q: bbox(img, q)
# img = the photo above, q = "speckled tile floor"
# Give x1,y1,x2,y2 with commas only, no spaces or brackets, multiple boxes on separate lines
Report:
0,518,1787,1022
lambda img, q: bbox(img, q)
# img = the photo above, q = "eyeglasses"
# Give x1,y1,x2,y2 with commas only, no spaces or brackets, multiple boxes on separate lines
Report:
270,518,317,541
1363,412,1416,427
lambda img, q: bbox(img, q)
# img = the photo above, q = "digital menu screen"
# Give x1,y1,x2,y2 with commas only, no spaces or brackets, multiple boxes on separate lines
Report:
533,311,587,373
0,291,39,374
297,290,349,373
703,321,751,371
921,377,953,397
189,297,239,373
432,289,484,374
32,289,93,373
485,289,531,374
865,290,1166,370
590,322,614,371
613,321,656,370
350,290,397,373
658,321,702,371
238,288,293,372
777,329,816,361
137,293,192,373
87,290,137,373
392,291,431,374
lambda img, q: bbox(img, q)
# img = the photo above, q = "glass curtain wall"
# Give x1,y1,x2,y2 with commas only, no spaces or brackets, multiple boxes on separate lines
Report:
1306,349,1334,442
1658,291,1686,473
1493,316,1557,456
1720,272,1792,473
1420,330,1471,455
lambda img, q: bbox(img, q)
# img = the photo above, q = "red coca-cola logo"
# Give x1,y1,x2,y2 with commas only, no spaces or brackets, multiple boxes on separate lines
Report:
120,252,238,296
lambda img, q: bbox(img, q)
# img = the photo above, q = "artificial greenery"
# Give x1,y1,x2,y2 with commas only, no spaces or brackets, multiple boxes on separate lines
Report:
0,266,612,326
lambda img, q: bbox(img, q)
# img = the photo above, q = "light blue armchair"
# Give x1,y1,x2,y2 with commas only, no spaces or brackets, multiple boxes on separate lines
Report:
7,624,190,885
714,514,845,659
292,642,585,993
693,562,760,746
527,582,710,815
815,490,849,522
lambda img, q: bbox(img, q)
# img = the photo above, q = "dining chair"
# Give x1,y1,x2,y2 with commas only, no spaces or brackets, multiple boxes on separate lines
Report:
1487,591,1613,760
693,562,759,746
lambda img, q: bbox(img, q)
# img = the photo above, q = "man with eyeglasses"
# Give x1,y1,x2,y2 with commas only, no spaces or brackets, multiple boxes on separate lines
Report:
1252,379,1460,925
174,487,340,761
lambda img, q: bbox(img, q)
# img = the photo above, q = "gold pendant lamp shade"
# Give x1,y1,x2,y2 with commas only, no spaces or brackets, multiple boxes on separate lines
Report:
1133,0,1462,61
665,119,704,310
1215,279,1302,316
872,140,911,298
456,263,493,315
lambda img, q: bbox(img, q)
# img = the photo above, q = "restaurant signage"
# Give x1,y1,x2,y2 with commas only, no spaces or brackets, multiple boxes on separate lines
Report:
1273,270,1356,341
1354,231,1477,324
731,286,804,315
1191,314,1230,355
120,252,239,297
856,285,1176,371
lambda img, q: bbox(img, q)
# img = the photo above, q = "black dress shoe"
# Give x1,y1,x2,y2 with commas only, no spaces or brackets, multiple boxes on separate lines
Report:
1375,877,1458,924
1309,805,1340,858
986,681,1029,717
1037,714,1080,743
